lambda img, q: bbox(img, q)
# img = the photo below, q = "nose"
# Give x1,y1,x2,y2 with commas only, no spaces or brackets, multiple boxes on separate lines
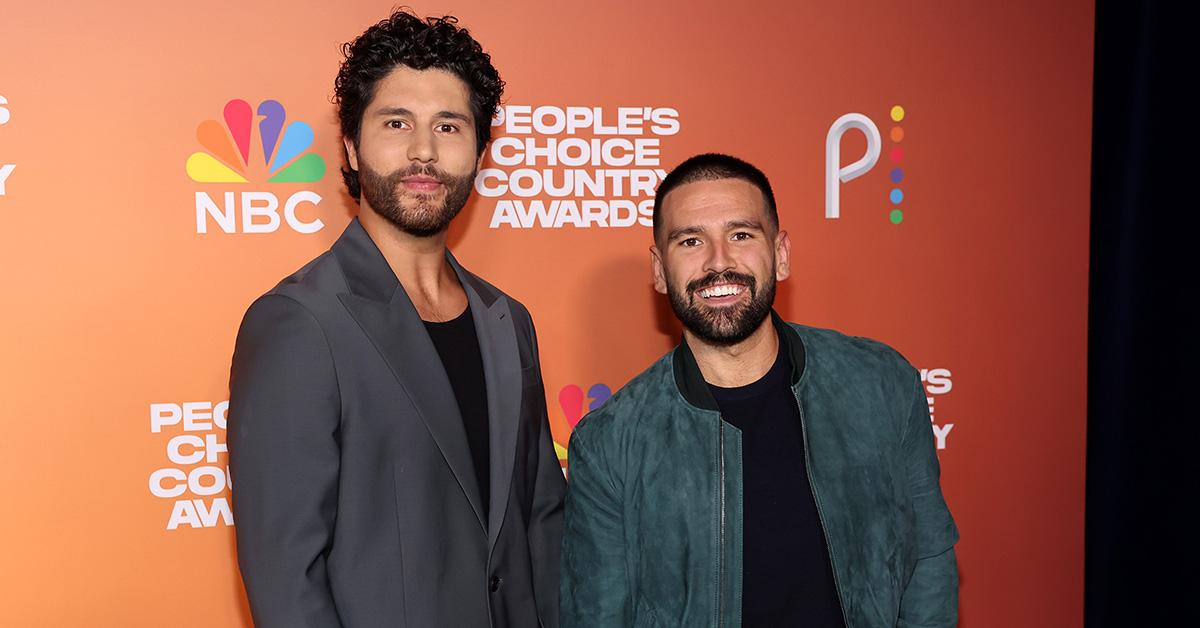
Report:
407,126,437,164
704,239,735,274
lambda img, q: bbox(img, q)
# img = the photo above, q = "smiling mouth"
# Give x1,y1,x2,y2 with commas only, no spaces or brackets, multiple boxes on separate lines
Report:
696,283,747,300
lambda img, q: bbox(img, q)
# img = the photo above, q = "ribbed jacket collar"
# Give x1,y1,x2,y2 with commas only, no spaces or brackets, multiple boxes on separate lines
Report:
671,310,807,411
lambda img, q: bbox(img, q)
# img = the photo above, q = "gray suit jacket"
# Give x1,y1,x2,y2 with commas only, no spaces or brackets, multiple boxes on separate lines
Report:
229,218,565,628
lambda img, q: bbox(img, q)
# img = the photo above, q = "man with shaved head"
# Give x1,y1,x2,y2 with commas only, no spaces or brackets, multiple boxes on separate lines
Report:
561,153,958,628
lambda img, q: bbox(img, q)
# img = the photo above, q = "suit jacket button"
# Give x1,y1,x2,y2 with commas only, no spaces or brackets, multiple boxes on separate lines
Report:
489,575,502,592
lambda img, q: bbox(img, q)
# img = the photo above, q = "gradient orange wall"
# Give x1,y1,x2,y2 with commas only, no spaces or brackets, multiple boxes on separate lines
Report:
0,1,1093,625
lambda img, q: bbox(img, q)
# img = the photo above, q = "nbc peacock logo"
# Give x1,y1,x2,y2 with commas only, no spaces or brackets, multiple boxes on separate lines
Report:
188,99,327,234
554,382,612,471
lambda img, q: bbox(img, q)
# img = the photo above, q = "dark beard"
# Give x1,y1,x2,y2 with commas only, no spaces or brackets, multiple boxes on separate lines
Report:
359,162,475,237
667,269,775,346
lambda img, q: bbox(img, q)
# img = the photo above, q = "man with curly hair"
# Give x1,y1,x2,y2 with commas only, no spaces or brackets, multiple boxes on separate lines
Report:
228,10,564,627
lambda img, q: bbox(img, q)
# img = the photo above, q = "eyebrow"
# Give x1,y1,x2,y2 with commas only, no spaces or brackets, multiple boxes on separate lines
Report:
726,219,765,232
374,107,473,123
666,219,766,242
666,225,705,241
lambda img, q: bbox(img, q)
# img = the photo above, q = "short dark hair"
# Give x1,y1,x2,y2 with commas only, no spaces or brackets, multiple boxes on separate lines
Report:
653,153,778,242
334,10,504,200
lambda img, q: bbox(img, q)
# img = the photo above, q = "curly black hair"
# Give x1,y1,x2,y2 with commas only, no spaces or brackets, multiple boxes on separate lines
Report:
334,9,504,200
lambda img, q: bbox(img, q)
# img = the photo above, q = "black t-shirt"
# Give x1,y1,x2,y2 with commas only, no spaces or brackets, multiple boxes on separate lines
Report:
708,342,845,628
424,305,490,522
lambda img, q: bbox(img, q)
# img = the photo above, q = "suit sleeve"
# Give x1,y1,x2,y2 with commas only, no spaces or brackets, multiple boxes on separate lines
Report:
897,370,960,628
228,294,344,628
560,422,628,628
522,314,567,628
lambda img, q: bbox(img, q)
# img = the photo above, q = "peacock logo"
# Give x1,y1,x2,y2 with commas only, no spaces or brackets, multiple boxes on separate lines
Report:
824,104,910,224
189,99,327,234
186,99,325,183
554,383,612,469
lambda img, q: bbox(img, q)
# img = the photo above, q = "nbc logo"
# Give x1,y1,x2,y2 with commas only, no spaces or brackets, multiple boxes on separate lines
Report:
187,99,327,234
554,382,612,469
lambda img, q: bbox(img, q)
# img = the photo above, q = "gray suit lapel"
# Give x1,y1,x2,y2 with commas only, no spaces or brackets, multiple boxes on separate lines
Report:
333,220,486,532
448,254,521,551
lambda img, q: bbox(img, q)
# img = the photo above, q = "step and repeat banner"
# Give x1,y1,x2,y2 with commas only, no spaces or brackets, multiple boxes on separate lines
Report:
0,1,1093,625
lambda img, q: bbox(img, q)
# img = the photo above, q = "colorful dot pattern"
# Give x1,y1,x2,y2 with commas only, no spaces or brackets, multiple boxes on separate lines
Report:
889,104,905,224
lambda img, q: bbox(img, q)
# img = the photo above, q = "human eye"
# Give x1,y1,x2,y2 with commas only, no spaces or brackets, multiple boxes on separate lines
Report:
386,119,410,130
679,237,702,247
436,122,460,133
731,231,753,241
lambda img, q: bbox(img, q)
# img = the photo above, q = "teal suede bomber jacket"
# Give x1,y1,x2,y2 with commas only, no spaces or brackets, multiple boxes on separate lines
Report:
561,314,959,628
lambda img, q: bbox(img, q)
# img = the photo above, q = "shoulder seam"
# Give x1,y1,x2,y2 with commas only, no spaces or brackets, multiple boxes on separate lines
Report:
255,293,344,429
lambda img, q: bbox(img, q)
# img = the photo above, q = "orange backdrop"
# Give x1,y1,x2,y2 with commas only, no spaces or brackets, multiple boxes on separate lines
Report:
0,1,1093,625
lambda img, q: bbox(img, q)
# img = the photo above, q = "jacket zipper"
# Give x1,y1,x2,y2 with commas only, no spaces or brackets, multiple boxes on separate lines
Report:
717,415,726,628
794,395,848,624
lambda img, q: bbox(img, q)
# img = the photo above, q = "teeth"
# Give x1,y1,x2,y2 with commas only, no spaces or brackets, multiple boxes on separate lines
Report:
699,284,743,298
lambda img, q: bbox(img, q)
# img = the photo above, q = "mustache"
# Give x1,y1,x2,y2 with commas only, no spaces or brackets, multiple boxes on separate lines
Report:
394,163,450,182
686,270,757,295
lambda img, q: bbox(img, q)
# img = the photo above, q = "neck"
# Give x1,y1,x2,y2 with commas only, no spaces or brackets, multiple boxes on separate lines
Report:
685,316,779,388
359,207,466,322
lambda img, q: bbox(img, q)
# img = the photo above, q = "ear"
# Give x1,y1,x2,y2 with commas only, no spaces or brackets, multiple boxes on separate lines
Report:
650,245,668,295
775,229,791,282
343,136,359,171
